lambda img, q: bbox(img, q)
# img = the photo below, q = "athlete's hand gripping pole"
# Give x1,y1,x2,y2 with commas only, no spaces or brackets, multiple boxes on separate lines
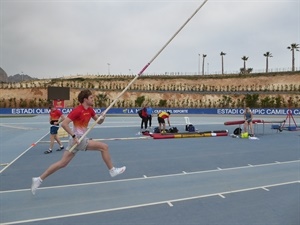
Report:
68,0,209,152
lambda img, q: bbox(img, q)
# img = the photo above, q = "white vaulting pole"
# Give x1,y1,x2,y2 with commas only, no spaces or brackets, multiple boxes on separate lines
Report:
68,0,209,152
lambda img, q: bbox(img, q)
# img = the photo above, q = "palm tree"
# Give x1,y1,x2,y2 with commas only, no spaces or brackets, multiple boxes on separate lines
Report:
202,54,207,75
198,53,201,75
220,51,226,75
287,43,299,71
263,51,273,73
96,93,108,107
241,56,249,74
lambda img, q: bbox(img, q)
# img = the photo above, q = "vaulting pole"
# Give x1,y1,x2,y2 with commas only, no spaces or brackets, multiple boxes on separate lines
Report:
68,0,209,152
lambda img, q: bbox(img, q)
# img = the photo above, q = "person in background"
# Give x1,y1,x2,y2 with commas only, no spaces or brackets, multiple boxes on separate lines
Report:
157,111,171,134
243,107,254,136
140,106,148,131
31,89,126,195
44,104,65,154
146,105,153,128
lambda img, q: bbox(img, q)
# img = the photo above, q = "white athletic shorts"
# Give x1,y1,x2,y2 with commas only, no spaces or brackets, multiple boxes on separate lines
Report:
66,136,89,154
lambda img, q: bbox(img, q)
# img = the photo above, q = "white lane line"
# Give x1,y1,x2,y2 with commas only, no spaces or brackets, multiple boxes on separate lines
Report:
168,181,299,205
92,122,214,128
2,159,300,194
262,187,270,191
92,137,151,141
0,124,37,130
167,202,174,207
217,167,222,170
182,171,187,174
218,194,226,198
3,180,299,225
0,131,50,174
39,136,151,143
248,164,253,167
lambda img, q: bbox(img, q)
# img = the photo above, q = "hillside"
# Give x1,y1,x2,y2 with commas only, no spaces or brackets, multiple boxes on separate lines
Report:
0,72,299,108
0,67,8,82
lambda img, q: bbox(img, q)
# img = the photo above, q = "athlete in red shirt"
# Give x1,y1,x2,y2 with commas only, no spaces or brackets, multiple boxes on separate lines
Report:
44,105,65,154
31,89,126,195
157,111,171,133
140,106,148,130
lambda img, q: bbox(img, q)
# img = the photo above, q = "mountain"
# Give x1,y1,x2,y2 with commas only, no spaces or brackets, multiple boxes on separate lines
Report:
7,74,36,82
0,68,37,82
0,67,8,82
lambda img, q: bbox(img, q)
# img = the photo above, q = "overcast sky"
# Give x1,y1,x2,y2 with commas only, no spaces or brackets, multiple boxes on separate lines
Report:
1,0,299,78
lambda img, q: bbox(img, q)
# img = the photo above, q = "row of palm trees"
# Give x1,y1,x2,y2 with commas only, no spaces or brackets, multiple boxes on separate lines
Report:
1,94,299,108
201,43,299,75
1,80,299,92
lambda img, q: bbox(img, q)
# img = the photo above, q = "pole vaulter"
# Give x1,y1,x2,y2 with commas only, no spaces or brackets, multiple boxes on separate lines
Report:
69,0,209,152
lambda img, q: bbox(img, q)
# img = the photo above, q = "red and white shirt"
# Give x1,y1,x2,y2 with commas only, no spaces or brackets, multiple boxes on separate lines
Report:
68,105,96,136
50,109,62,126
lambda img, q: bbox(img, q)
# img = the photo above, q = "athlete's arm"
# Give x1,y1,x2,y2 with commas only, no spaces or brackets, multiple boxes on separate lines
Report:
58,114,65,124
61,117,74,136
93,113,105,125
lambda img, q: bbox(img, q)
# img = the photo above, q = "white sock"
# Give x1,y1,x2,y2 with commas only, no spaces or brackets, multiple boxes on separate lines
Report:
109,167,115,172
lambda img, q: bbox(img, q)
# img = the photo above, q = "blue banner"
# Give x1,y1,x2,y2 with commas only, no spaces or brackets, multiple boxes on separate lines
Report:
0,108,299,116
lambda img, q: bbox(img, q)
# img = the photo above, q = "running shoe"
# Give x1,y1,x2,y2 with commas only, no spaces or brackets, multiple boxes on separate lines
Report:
44,149,52,154
31,177,42,195
56,146,64,151
110,166,126,177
